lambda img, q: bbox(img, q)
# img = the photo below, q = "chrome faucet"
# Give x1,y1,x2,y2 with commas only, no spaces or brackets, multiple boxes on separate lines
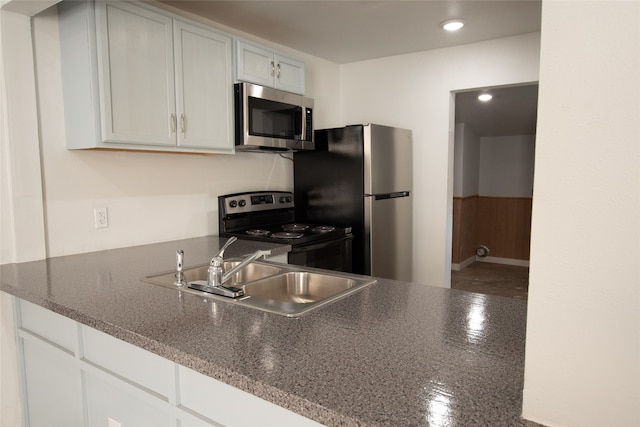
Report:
188,237,272,298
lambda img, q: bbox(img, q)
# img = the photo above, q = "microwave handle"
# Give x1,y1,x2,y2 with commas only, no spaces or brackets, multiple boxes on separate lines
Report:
294,106,304,141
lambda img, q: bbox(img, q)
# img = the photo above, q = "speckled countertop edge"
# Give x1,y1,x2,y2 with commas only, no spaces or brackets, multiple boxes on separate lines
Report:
1,236,535,426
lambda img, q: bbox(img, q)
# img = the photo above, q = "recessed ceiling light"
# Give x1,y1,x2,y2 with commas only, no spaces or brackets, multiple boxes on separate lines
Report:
478,93,493,102
441,19,465,31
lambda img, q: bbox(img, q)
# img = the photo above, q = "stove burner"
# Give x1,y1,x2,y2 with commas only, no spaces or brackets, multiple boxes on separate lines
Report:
246,229,271,237
312,225,335,233
271,231,304,239
282,223,309,232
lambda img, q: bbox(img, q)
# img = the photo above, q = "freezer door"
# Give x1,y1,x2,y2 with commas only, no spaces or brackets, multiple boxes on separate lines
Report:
365,193,412,281
364,124,412,195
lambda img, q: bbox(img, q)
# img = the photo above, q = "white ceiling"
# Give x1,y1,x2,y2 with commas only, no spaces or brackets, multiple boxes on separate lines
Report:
455,84,539,137
160,0,542,65
159,0,542,136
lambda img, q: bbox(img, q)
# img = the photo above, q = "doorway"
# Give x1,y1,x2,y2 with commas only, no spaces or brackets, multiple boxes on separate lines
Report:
451,83,538,278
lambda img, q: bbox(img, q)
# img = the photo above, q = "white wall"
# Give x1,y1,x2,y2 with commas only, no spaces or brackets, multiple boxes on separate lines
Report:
0,4,340,262
0,10,47,263
453,123,480,198
523,1,639,426
479,135,535,197
454,130,535,198
340,32,540,286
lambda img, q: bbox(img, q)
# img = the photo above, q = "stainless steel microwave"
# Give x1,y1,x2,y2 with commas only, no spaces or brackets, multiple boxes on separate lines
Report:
234,82,314,151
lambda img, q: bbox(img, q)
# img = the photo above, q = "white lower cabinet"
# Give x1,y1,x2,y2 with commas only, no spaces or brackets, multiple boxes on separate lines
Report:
21,337,84,427
14,298,322,427
84,370,175,427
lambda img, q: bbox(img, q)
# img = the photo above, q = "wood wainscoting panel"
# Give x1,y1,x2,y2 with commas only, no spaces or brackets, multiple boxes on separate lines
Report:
452,196,478,264
460,196,478,262
476,197,532,260
452,198,461,264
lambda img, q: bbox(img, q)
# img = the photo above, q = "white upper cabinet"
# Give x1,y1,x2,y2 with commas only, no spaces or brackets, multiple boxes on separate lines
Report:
236,40,305,95
174,20,233,150
97,2,176,147
59,1,234,154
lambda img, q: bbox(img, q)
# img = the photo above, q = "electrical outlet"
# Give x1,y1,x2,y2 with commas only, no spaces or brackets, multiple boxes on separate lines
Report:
94,207,108,229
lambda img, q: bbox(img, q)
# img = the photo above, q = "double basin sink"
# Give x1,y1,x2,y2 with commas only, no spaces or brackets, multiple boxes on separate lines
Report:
142,261,376,317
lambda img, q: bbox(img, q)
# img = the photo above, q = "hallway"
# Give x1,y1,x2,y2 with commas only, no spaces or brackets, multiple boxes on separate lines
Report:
451,262,529,299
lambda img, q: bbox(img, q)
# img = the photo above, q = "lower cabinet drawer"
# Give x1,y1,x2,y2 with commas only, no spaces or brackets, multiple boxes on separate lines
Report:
178,366,322,427
19,299,78,354
81,325,175,400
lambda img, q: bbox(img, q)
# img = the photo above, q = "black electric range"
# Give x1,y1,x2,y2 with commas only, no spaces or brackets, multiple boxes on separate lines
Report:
218,191,353,272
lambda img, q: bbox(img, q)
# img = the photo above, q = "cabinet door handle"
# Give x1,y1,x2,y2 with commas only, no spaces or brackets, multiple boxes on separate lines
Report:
170,113,176,133
270,61,275,77
276,63,281,79
180,114,186,133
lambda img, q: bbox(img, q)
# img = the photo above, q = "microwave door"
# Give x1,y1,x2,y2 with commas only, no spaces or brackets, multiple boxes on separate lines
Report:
249,97,291,139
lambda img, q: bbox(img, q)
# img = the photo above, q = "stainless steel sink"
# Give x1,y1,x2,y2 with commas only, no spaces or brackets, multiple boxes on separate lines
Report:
240,271,374,316
142,261,375,317
245,272,356,303
142,260,281,289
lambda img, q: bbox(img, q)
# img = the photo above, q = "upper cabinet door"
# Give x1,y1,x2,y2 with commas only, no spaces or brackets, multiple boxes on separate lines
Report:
273,53,305,95
96,2,176,146
235,41,275,88
236,40,305,95
174,21,233,152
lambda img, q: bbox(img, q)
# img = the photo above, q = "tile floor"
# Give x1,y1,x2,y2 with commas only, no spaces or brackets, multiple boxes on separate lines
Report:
451,262,529,299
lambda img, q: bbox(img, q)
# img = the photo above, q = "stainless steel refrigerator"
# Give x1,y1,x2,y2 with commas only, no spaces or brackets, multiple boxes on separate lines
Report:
293,124,412,281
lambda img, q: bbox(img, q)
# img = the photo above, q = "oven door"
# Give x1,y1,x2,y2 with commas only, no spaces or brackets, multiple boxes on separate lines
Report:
287,235,353,273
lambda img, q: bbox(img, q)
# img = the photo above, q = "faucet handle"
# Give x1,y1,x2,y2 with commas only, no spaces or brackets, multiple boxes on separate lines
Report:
176,250,184,272
174,249,186,287
213,236,237,261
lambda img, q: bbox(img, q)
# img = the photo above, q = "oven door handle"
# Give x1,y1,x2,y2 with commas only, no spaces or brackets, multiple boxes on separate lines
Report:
289,235,353,253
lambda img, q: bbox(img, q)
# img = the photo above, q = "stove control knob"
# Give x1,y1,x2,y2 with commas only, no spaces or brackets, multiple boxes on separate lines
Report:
229,200,238,208
238,199,246,207
279,196,287,203
286,196,293,203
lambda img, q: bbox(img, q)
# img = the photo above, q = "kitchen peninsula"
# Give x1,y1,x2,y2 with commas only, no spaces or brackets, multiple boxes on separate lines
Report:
1,236,535,426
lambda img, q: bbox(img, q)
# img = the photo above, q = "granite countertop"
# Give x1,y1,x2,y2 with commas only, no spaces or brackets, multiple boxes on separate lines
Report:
0,236,534,426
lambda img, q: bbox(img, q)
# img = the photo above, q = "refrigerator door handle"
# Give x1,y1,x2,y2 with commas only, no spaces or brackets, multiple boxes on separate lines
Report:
373,191,410,200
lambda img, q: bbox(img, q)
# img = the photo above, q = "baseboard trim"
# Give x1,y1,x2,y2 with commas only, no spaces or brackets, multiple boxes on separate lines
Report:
451,256,476,271
477,256,530,267
453,256,530,270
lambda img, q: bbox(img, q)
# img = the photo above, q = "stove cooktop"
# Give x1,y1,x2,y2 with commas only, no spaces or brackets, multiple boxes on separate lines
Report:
218,191,352,247
223,223,352,246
